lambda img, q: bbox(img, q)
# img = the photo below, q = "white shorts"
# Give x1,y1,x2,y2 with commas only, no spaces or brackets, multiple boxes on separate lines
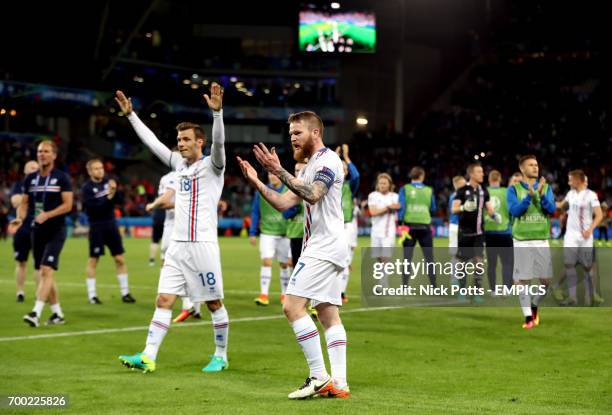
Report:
260,234,291,262
513,239,553,281
448,223,459,256
287,255,343,306
160,223,173,261
563,232,594,267
371,236,396,259
344,221,358,248
158,241,224,302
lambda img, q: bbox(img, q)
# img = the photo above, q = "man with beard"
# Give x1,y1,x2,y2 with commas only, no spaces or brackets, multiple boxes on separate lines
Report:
237,111,350,399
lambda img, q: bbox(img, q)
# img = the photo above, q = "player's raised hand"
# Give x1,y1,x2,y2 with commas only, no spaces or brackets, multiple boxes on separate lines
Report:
335,146,342,156
528,181,536,196
253,143,282,175
537,176,546,195
236,156,259,184
342,144,352,162
114,91,133,114
204,82,223,111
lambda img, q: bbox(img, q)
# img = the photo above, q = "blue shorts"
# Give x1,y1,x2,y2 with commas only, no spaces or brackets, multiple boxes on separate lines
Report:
89,221,125,258
13,224,32,262
32,226,67,270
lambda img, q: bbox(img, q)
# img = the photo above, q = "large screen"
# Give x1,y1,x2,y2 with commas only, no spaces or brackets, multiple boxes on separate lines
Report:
299,10,376,53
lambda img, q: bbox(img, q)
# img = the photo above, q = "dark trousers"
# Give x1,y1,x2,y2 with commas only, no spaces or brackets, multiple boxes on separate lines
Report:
290,237,303,266
598,226,608,241
485,233,514,289
402,225,436,286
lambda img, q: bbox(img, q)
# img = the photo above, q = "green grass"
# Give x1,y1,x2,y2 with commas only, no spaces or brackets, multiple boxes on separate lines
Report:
0,237,610,414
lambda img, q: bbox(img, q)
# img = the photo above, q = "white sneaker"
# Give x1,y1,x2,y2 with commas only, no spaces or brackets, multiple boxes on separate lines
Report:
288,375,331,399
23,312,39,327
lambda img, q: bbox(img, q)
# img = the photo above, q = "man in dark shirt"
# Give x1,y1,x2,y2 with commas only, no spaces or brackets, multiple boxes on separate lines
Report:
10,160,39,302
452,163,499,302
12,140,73,327
82,158,135,305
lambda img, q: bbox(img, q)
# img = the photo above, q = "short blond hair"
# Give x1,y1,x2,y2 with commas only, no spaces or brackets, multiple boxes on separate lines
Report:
86,158,103,170
489,170,502,183
287,111,324,136
452,175,465,189
38,139,57,154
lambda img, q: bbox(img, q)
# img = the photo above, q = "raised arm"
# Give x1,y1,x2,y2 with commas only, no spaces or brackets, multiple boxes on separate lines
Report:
115,90,180,169
252,143,329,205
237,157,301,211
508,185,531,217
203,83,225,174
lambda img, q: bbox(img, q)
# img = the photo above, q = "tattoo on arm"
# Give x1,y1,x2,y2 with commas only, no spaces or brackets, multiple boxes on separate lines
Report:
277,168,328,204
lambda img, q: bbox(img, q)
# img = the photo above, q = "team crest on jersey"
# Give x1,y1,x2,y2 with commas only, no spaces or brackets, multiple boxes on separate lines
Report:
50,178,58,185
93,188,98,193
410,189,417,197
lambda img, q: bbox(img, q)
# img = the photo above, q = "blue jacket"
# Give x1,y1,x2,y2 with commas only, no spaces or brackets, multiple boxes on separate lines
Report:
507,181,555,218
346,162,360,196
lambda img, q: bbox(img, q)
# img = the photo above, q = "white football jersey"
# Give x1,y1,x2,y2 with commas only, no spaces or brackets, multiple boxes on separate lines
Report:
368,191,399,238
158,171,178,226
171,156,224,242
299,147,348,267
564,188,600,236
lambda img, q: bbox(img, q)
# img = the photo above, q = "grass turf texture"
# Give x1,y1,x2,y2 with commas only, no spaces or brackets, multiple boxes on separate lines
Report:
0,236,610,414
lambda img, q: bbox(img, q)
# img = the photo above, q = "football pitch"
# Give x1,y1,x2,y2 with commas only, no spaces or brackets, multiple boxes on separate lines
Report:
0,237,610,414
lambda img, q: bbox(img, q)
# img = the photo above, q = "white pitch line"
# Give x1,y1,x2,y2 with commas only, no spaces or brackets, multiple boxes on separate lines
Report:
0,279,267,296
0,304,433,343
